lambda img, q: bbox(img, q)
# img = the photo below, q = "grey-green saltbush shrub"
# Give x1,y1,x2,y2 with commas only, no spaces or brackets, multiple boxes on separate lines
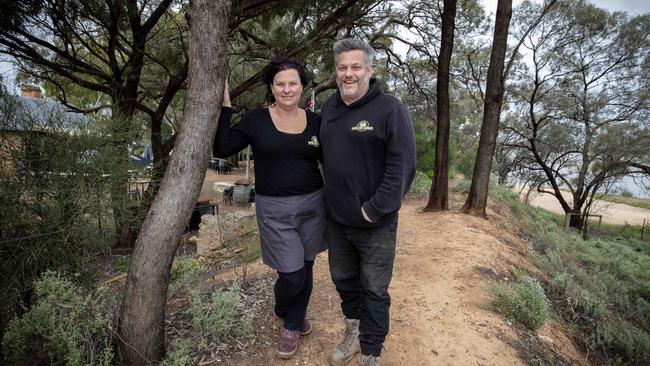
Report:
189,282,252,340
162,339,192,366
535,249,565,276
570,287,606,320
2,271,114,365
552,272,571,296
488,276,549,330
594,319,650,365
169,255,206,293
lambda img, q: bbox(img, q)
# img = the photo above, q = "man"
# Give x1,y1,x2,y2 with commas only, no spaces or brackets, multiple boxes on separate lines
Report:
320,38,416,366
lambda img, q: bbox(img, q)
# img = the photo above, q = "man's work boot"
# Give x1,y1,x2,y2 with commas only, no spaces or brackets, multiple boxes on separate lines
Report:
329,318,360,366
359,354,380,366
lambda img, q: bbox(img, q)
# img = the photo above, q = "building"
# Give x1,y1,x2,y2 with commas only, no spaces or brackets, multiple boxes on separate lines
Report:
0,85,93,174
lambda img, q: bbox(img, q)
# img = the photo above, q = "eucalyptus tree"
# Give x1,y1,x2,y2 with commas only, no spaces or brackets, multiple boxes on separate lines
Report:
425,0,457,211
460,0,513,216
504,0,650,228
375,0,485,209
461,0,558,217
117,1,230,362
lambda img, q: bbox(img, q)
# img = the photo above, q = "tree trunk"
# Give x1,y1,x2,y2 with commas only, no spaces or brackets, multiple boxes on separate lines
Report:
118,0,230,363
460,0,512,217
568,208,583,230
425,0,456,212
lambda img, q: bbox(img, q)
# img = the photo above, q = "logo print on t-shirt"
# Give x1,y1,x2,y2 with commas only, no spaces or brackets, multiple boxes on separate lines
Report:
351,120,374,132
308,135,320,147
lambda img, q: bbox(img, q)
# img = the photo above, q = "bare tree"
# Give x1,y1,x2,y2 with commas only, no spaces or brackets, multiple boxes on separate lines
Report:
505,1,650,228
117,0,230,363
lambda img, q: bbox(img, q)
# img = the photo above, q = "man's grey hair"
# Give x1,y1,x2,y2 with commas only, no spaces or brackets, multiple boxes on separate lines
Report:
333,38,375,66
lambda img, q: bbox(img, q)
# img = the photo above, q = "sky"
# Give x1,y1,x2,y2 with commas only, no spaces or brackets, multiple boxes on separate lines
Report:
481,0,650,15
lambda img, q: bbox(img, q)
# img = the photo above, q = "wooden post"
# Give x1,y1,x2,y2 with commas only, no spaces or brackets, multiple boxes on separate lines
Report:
565,213,571,230
642,219,646,241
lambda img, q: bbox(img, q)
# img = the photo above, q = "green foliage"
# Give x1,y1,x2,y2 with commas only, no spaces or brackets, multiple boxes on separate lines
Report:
115,256,130,272
487,276,549,330
162,339,192,366
412,116,435,172
491,186,650,363
619,189,635,198
170,255,205,287
2,271,114,365
0,92,120,336
188,282,252,341
594,319,650,365
490,183,526,217
406,171,432,200
455,179,471,193
598,222,648,242
455,149,476,179
490,182,519,204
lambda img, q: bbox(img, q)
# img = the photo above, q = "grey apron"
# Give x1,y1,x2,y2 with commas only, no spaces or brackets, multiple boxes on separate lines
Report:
255,188,327,272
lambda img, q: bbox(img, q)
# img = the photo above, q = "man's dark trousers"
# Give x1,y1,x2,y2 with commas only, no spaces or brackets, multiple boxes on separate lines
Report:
326,214,398,357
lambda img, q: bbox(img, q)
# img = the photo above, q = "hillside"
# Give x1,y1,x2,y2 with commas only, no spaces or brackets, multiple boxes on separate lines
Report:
182,172,593,365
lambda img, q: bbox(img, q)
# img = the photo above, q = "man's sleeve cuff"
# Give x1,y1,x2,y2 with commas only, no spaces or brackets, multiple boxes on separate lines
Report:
362,201,382,223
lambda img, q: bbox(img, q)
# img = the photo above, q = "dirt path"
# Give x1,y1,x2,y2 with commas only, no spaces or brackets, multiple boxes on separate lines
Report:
201,187,588,366
526,190,650,226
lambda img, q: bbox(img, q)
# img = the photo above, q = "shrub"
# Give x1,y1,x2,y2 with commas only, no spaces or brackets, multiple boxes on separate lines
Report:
536,249,565,275
189,282,250,340
551,272,571,297
170,255,205,292
405,171,431,200
487,182,650,363
570,287,606,320
455,149,476,179
0,90,138,338
2,271,114,365
162,339,192,366
594,319,650,365
488,275,549,330
490,182,526,217
455,179,471,193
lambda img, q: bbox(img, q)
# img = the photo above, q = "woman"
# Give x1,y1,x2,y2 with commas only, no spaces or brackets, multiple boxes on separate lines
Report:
213,58,325,359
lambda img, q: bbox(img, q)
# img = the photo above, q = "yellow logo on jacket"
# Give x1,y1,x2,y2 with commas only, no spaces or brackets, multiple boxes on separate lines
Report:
308,135,319,147
351,120,374,132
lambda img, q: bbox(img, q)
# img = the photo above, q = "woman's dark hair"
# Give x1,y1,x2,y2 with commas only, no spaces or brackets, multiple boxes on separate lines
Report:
261,57,308,103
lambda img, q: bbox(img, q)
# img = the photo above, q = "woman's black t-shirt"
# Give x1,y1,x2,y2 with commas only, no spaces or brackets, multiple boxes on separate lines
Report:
213,107,323,197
